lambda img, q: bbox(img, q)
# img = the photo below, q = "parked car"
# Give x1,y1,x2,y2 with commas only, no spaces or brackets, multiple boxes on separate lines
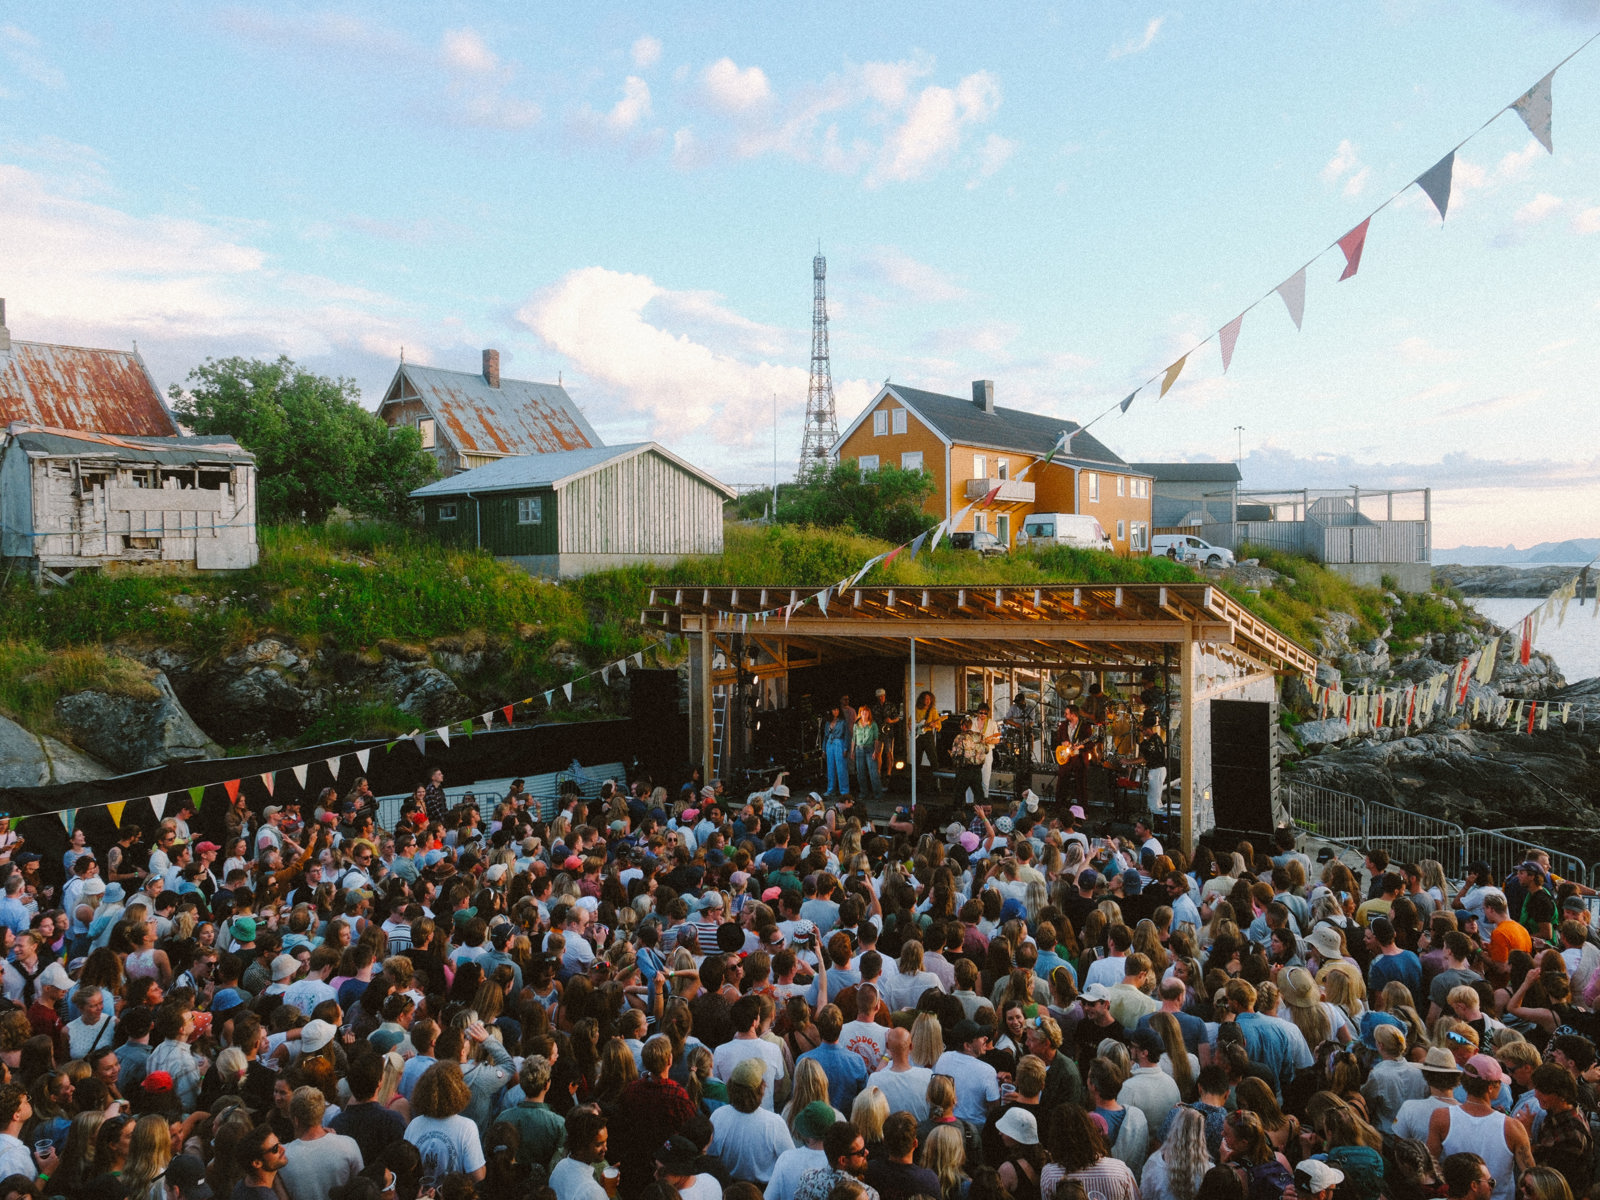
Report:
1015,513,1114,552
1151,533,1235,568
948,530,1007,556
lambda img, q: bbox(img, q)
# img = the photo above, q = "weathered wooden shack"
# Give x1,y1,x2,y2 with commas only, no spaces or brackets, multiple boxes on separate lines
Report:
412,443,734,577
0,425,258,583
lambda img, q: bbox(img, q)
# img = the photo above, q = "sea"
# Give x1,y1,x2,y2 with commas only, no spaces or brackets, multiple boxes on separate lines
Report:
1465,596,1600,684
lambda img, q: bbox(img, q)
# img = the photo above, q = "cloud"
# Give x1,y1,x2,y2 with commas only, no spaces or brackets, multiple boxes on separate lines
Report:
1515,192,1563,224
701,57,772,112
440,28,499,75
1321,139,1370,196
515,266,873,459
858,247,970,303
577,75,653,134
1573,206,1600,234
1,23,67,89
631,35,662,70
1109,17,1164,59
1241,442,1600,494
971,133,1019,183
872,72,1001,185
1498,138,1546,180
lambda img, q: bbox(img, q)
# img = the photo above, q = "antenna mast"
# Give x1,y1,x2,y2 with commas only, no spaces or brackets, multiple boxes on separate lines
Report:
798,248,839,476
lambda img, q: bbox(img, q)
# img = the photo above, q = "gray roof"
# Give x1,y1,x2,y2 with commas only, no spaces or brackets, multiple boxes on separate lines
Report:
5,425,252,467
1129,462,1242,483
383,364,599,457
886,385,1138,470
410,442,736,499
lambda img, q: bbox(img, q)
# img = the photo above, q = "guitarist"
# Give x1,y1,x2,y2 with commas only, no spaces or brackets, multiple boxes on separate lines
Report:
1052,703,1094,805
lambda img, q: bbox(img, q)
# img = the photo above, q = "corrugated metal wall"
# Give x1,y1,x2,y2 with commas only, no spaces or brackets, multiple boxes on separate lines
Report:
558,452,724,555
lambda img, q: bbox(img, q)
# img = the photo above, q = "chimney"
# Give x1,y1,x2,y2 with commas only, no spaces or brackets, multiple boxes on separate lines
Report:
0,299,9,353
972,379,994,414
482,348,501,389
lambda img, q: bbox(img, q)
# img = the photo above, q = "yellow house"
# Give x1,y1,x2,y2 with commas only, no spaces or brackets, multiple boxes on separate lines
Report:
832,380,1154,554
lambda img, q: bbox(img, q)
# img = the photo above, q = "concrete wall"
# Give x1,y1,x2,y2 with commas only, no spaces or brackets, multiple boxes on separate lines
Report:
1326,561,1432,592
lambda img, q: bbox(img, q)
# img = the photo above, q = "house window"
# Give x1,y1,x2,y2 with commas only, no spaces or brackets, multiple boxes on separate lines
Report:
974,514,987,533
1117,476,1125,497
517,497,543,525
1087,472,1099,502
997,515,1010,545
437,502,457,522
972,455,986,480
997,459,1009,480
901,451,924,471
1116,519,1126,540
891,408,907,435
858,455,879,473
1131,522,1148,550
873,411,888,436
418,417,435,449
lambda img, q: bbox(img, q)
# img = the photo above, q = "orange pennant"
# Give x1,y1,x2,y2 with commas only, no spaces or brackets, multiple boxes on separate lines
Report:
1159,355,1188,398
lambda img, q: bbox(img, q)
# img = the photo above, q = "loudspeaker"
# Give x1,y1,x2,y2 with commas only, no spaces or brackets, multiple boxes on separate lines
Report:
629,670,686,783
1209,698,1276,837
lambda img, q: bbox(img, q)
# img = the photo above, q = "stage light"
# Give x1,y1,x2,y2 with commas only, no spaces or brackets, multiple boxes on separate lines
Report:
895,761,905,770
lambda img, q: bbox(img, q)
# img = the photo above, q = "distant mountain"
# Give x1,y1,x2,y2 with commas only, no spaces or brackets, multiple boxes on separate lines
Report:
1434,538,1600,565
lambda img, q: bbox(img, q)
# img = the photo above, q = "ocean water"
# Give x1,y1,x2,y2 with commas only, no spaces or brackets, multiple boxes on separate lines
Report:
1466,596,1600,684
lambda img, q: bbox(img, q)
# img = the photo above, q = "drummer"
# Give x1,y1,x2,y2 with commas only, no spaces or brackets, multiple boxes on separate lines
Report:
1083,682,1110,725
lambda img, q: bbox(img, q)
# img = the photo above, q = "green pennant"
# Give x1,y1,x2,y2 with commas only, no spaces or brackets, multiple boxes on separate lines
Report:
463,718,474,741
385,741,397,753
188,784,206,810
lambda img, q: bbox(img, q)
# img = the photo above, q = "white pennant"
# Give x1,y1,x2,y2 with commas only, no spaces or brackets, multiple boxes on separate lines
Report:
327,755,343,779
817,587,830,616
292,763,309,787
601,664,611,684
633,652,644,668
1277,268,1307,331
481,710,494,731
1511,71,1555,154
356,748,370,771
149,792,167,819
259,772,275,796
563,682,573,701
1477,638,1499,682
1562,703,1572,724
545,691,555,705
436,726,450,748
618,657,628,676
412,731,427,754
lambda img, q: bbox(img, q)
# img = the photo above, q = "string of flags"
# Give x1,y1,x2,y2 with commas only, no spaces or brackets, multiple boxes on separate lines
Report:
1065,29,1600,445
10,639,685,834
1305,552,1598,735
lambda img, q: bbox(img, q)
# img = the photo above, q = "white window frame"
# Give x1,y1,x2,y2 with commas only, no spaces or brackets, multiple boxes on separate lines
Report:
997,459,1009,480
517,496,543,525
437,502,458,522
891,408,907,435
900,451,924,472
873,411,888,436
1116,476,1125,497
974,513,987,533
1116,519,1126,540
972,454,986,480
417,417,436,449
1087,472,1099,502
858,455,880,473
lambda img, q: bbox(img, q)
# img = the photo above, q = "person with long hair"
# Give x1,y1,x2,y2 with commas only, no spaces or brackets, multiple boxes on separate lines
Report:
919,1123,969,1200
1039,1104,1139,1200
782,1058,838,1136
1149,1011,1198,1102
52,1109,104,1198
1232,1077,1300,1162
117,1115,172,1200
851,1086,890,1153
1519,1165,1575,1200
1142,1106,1213,1200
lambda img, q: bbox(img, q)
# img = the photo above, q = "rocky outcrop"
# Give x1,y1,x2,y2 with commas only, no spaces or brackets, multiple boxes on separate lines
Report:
1434,563,1594,598
0,716,116,787
53,673,222,773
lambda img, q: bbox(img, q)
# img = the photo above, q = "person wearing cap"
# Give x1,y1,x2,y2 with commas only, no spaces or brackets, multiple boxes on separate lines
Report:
1361,1025,1427,1134
1394,1046,1463,1141
1121,1027,1182,1145
1293,1157,1346,1200
1510,862,1556,944
931,1017,1000,1125
765,1100,835,1200
1427,1054,1532,1200
790,1119,878,1200
28,960,71,1043
654,1134,720,1200
708,1056,795,1184
165,1152,214,1200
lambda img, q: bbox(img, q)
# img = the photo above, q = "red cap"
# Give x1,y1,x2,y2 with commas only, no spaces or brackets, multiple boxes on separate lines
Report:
141,1071,174,1092
196,841,220,853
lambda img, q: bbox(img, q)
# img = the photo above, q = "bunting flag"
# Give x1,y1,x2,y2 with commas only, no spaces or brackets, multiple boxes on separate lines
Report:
1337,219,1371,281
1277,268,1307,330
107,801,125,828
633,652,644,668
188,784,205,810
1120,389,1139,413
563,682,574,701
60,809,74,833
908,530,929,559
1527,702,1538,735
600,664,610,685
356,748,369,771
1040,428,1072,466
293,763,309,787
384,741,396,753
1540,703,1550,731
1456,657,1472,705
1520,616,1533,664
1473,696,1481,719
326,755,342,779
462,719,474,739
1415,151,1456,221
618,657,628,676
410,731,426,755
436,726,450,749
223,779,241,803
980,484,1004,507
1512,71,1555,154
1219,313,1244,373
502,704,515,725
481,710,494,731
150,793,167,820
817,587,830,616
544,691,554,706
1159,355,1188,398
259,771,275,795
1477,638,1499,683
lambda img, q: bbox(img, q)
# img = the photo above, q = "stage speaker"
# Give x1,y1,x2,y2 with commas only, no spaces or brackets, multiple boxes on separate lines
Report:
629,670,686,782
1209,698,1276,837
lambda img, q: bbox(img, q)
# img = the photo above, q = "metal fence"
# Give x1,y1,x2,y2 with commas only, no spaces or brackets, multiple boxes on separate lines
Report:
374,759,628,827
1463,828,1591,896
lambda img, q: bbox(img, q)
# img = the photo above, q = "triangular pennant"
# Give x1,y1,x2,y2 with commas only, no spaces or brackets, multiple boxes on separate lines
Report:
883,545,904,567
411,731,426,755
106,800,126,828
633,652,644,668
909,531,929,559
356,748,369,771
617,656,628,676
326,756,342,779
817,587,830,616
503,704,515,725
563,682,573,701
1276,268,1306,330
149,793,167,820
1218,313,1245,373
980,484,1003,507
1040,429,1071,467
481,710,494,731
259,771,275,796
1337,218,1371,281
1511,71,1554,154
1415,150,1455,221
1120,389,1138,413
436,726,450,749
385,740,397,754
601,664,611,685
544,691,555,706
188,784,206,810
223,779,240,803
293,763,309,787
59,809,74,833
1159,355,1188,398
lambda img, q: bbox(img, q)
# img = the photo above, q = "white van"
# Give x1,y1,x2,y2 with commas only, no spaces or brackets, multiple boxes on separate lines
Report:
1151,533,1235,568
1015,513,1114,551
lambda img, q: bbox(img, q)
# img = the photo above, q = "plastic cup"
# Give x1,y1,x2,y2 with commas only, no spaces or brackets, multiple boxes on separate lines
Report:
33,1141,51,1159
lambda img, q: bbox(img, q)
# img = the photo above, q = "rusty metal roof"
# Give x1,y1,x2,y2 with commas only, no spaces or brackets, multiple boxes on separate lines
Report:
6,423,252,466
0,340,178,437
381,364,598,457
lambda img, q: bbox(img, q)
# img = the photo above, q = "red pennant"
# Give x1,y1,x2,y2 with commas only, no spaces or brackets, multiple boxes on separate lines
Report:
1337,218,1371,281
981,485,1003,507
884,545,904,566
502,705,515,725
223,779,240,803
1527,702,1538,735
1520,617,1532,665
1219,313,1244,373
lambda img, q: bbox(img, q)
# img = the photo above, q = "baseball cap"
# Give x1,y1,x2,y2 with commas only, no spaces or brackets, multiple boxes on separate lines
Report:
1128,1028,1164,1058
1295,1160,1346,1194
1463,1054,1504,1083
950,1018,984,1043
1081,983,1113,1003
484,864,507,883
761,886,782,903
263,806,282,818
730,1057,766,1088
771,784,790,798
167,1154,214,1200
196,841,220,853
38,962,72,992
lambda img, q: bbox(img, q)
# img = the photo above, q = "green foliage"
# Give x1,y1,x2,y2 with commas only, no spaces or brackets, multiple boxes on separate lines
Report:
771,461,939,543
1221,544,1388,646
0,642,158,739
170,356,437,523
1388,588,1472,652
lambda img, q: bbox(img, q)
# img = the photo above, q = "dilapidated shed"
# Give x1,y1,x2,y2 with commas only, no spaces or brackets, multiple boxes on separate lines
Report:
412,443,734,577
0,424,258,583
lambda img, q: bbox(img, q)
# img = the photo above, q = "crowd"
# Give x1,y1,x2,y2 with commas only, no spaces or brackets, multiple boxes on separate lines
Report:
0,769,1595,1200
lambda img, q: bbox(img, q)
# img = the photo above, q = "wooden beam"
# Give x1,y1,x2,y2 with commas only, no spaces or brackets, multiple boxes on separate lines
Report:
774,618,1234,641
1180,628,1196,857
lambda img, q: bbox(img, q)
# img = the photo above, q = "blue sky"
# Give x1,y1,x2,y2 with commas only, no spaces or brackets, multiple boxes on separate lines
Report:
3,2,1599,547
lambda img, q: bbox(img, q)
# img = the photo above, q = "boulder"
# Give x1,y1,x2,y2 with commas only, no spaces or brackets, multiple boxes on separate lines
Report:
1295,718,1354,749
53,672,223,772
391,667,471,726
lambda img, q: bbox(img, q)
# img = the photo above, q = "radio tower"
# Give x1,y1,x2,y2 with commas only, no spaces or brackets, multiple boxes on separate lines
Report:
798,249,839,476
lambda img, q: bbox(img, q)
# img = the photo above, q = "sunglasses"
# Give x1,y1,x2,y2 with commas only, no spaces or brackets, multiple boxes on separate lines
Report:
1446,1031,1477,1046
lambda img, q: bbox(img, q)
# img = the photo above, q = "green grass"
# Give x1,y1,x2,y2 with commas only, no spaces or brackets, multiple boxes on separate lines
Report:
1217,544,1390,647
0,642,159,740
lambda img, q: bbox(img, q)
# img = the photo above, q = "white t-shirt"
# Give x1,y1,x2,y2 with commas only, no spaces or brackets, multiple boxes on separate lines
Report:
405,1114,487,1189
551,1158,608,1200
280,1133,363,1200
932,1049,999,1123
867,1064,932,1120
713,1037,788,1111
839,1020,889,1072
764,1146,829,1200
709,1105,795,1184
282,978,338,1017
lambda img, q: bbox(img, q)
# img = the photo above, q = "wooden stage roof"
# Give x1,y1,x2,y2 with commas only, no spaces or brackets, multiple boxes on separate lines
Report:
644,583,1316,676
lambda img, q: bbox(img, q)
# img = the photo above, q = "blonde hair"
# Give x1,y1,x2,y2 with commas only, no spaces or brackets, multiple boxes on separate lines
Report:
851,1086,889,1143
926,1073,957,1121
921,1124,967,1200
784,1058,833,1135
911,1013,943,1068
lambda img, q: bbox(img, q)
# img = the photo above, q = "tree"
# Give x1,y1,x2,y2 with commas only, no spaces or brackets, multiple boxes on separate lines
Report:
775,460,937,543
170,356,437,523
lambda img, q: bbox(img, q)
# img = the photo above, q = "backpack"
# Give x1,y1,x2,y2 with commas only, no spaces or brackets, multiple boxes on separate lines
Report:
1244,1158,1296,1200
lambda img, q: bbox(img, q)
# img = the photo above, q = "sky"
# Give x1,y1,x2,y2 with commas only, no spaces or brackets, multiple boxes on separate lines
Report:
3,2,1600,549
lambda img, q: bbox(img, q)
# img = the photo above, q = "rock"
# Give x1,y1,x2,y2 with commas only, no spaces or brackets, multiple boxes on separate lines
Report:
53,672,223,772
38,735,116,783
208,668,314,743
393,667,470,726
0,716,51,787
377,640,429,663
1295,718,1354,749
1315,664,1342,689
224,638,304,671
1433,564,1583,598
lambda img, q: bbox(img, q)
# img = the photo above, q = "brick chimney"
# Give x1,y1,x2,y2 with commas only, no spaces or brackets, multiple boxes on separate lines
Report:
0,299,9,353
972,379,994,413
482,348,501,389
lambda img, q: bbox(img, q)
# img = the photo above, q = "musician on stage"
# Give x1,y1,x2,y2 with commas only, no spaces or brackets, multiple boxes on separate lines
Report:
912,691,943,770
972,702,1003,796
1052,702,1094,805
1138,711,1169,818
949,715,988,809
1083,683,1110,725
873,687,903,784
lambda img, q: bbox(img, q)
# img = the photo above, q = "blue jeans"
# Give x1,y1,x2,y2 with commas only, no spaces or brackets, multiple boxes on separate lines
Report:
825,739,849,795
853,745,883,798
